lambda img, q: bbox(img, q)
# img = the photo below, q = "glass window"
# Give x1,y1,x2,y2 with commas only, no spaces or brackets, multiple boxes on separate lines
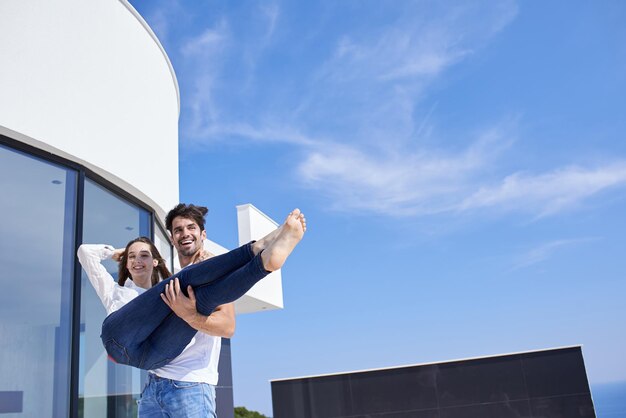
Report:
154,223,174,274
0,144,77,417
78,179,151,418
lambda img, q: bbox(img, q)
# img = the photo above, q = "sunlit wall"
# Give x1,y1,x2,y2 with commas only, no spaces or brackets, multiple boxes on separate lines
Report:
0,0,179,219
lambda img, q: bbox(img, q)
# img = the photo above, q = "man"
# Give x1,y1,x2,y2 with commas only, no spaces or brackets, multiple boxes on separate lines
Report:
138,203,234,417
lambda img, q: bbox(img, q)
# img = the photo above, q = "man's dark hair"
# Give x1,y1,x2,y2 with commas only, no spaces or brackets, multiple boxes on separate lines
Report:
165,203,209,233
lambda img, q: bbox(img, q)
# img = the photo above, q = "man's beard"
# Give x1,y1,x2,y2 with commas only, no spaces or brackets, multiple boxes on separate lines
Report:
178,242,199,257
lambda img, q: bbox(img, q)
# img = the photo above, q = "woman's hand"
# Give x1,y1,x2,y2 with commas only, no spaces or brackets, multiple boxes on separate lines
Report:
160,278,199,325
111,248,125,262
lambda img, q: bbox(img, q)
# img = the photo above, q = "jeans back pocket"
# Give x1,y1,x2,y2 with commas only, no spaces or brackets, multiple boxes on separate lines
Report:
103,338,131,365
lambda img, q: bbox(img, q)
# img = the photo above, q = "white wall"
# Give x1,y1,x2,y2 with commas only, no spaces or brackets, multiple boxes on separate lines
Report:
0,0,179,218
235,204,284,313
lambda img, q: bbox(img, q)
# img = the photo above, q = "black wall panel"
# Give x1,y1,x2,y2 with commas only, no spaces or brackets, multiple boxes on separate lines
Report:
271,347,595,418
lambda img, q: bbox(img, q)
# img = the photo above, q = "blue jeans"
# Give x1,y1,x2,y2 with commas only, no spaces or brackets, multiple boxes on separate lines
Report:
101,242,268,370
138,373,216,418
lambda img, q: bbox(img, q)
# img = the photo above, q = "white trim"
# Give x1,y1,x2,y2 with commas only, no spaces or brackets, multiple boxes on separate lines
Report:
270,345,584,382
119,0,180,115
236,203,280,227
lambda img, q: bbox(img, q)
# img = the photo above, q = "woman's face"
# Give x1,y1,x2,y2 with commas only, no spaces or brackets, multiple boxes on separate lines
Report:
126,242,158,285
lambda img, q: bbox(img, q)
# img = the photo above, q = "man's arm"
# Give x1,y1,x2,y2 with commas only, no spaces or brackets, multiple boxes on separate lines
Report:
191,303,235,338
161,278,235,338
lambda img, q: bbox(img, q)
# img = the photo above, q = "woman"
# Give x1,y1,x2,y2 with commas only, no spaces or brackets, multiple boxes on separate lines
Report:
78,208,306,370
78,237,172,317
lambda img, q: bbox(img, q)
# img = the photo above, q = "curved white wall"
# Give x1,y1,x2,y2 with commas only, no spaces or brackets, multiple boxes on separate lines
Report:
0,0,179,218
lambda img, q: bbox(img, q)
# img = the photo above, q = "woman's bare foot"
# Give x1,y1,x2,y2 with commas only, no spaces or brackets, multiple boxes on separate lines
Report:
252,224,283,256
261,209,306,272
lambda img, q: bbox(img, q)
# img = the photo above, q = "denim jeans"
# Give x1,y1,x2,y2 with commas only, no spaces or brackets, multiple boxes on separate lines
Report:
138,373,216,418
101,242,268,370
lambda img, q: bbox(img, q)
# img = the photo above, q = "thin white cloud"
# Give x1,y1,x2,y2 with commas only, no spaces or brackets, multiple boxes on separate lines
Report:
299,141,626,217
460,163,626,216
237,3,281,95
319,27,465,84
146,8,171,45
175,0,519,145
142,0,193,49
511,238,599,270
177,9,282,138
141,0,183,45
179,19,231,136
259,2,279,41
298,124,516,216
190,122,318,147
320,0,518,83
168,1,626,219
172,0,520,143
181,19,229,57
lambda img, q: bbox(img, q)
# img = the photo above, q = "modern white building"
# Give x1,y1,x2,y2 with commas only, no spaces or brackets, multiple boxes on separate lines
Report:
0,1,282,416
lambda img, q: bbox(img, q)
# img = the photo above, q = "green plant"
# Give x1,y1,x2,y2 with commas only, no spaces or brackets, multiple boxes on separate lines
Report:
234,406,269,418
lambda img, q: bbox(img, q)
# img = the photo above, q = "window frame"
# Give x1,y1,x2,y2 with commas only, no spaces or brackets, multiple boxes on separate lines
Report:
0,133,171,418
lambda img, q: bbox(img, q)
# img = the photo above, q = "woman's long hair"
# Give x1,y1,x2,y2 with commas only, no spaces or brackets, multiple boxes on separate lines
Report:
117,237,171,287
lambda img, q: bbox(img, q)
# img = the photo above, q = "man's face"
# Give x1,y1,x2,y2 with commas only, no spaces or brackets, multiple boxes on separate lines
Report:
170,216,206,257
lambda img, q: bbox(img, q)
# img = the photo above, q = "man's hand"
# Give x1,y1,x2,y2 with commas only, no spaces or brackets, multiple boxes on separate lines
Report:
161,278,236,337
160,278,199,324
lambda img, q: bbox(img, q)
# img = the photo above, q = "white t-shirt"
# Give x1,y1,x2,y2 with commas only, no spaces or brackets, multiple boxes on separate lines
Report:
151,332,221,384
77,244,221,385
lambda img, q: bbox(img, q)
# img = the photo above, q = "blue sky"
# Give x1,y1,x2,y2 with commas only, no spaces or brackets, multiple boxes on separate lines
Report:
130,0,626,414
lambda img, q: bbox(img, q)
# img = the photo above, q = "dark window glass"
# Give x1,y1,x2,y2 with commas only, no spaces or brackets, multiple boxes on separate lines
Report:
271,348,597,418
350,366,438,414
78,179,151,418
308,374,352,417
440,400,531,418
522,347,591,398
437,357,527,407
0,144,77,417
272,380,311,418
530,394,596,418
353,410,440,418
